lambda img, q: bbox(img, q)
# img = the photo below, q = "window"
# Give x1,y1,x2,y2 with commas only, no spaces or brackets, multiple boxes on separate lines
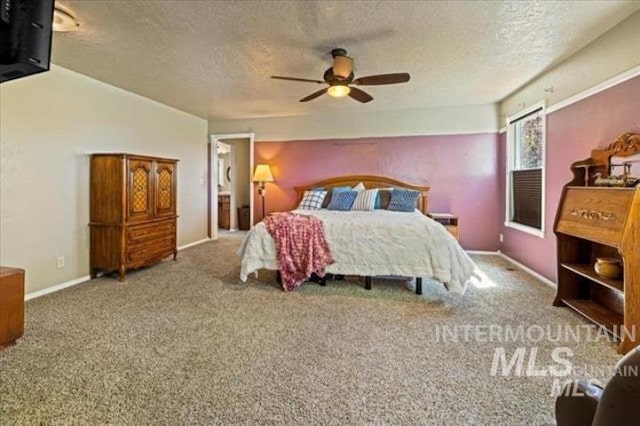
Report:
505,102,545,237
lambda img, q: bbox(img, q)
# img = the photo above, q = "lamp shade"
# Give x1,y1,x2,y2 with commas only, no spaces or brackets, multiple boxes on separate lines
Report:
252,164,274,182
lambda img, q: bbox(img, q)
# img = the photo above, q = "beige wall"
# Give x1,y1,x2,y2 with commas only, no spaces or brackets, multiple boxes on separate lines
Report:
0,65,209,294
209,104,499,141
500,11,640,119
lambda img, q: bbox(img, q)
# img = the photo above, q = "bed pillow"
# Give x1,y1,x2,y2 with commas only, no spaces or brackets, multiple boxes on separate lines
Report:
298,190,327,210
323,185,352,208
332,186,352,193
374,188,393,209
353,182,365,191
351,188,379,211
327,190,358,211
387,188,420,212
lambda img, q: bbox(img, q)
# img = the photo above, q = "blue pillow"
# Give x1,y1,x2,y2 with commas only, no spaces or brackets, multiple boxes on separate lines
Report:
322,186,352,209
332,186,351,194
327,190,358,211
387,189,420,212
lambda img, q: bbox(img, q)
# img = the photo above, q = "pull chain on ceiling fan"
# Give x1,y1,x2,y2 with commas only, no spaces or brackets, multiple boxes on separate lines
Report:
271,48,410,103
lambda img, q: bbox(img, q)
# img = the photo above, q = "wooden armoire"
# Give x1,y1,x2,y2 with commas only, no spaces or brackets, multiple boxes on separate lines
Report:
90,154,178,281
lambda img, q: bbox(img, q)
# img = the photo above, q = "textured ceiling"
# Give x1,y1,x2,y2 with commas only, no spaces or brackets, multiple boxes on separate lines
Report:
51,1,640,120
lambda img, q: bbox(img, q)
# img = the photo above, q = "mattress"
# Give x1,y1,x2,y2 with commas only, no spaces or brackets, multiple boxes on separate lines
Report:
237,209,477,294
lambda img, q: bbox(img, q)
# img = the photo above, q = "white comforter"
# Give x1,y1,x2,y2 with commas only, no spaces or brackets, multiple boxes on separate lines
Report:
238,209,477,294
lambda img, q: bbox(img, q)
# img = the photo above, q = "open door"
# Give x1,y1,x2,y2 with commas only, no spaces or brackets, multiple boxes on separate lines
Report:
208,133,255,238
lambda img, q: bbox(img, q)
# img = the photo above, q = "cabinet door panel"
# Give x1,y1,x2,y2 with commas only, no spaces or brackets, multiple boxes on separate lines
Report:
127,159,154,222
155,161,176,217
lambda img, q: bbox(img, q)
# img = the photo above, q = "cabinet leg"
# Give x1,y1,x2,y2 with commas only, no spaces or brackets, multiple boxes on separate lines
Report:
90,268,98,279
365,276,372,290
618,336,637,355
119,266,126,282
0,341,17,351
416,277,422,295
173,251,178,261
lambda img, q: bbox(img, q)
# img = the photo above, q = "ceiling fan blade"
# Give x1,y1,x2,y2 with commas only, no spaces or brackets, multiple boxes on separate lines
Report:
332,55,353,79
271,76,324,84
348,87,373,103
300,88,328,102
353,73,410,86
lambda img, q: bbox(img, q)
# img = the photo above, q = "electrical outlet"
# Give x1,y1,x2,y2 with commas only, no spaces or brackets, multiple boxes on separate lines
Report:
499,233,504,243
57,256,65,268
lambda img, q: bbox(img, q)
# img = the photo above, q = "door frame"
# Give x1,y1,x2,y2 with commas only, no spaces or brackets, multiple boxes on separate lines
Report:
208,132,255,240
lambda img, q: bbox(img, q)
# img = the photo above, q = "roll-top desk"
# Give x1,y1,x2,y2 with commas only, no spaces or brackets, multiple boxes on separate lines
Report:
554,133,640,354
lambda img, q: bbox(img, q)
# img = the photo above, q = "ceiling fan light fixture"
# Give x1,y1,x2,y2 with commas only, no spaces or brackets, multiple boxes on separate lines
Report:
328,84,350,98
53,4,80,32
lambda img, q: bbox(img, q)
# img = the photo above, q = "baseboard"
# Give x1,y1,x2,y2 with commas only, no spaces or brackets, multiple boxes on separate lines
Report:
466,250,500,255
497,252,557,289
25,275,92,301
465,250,557,288
26,238,211,301
177,238,210,251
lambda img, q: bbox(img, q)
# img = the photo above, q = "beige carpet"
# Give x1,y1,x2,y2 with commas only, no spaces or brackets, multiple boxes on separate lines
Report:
0,237,621,425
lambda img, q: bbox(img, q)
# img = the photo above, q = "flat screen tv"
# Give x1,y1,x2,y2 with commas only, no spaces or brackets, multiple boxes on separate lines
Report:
0,0,54,84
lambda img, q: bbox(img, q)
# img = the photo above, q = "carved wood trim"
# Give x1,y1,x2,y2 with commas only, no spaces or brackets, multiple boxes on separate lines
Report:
569,208,617,221
604,133,640,155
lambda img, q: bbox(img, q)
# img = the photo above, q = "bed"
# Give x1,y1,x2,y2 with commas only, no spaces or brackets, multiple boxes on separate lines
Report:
238,175,477,295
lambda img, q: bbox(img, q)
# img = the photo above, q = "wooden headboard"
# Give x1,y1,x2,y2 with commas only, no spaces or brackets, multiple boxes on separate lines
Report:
294,174,431,215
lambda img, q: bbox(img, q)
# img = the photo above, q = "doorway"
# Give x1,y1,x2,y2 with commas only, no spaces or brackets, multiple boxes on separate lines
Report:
208,133,255,239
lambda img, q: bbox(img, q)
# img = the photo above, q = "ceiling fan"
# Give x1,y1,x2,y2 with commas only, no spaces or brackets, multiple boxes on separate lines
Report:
271,48,410,103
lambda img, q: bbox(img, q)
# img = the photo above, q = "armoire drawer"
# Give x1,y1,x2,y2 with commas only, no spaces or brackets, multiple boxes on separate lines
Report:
127,221,175,244
126,237,175,265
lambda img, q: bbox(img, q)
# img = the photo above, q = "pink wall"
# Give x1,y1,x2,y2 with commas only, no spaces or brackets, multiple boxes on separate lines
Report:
254,133,500,251
499,75,640,281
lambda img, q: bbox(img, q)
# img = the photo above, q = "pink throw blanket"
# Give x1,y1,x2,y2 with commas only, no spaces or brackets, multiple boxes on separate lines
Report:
263,212,335,291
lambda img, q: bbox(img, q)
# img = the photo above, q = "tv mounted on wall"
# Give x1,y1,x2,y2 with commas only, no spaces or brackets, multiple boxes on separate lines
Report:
0,0,54,84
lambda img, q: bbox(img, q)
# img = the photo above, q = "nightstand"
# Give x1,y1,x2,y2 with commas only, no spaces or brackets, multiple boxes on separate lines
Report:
430,213,459,240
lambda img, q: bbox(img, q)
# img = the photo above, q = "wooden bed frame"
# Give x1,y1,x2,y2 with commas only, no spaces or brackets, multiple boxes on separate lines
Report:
294,174,431,215
290,174,431,294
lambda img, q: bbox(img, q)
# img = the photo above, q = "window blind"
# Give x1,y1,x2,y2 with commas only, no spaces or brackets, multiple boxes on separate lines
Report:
511,168,542,229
